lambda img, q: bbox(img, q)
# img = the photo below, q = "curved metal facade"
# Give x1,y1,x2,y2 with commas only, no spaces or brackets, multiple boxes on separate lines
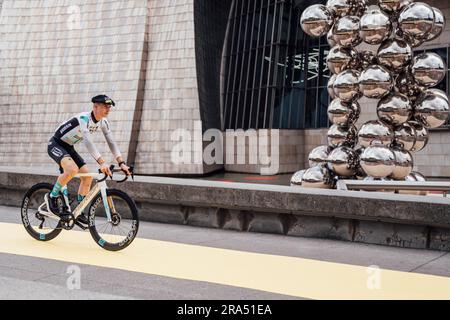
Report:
221,0,331,130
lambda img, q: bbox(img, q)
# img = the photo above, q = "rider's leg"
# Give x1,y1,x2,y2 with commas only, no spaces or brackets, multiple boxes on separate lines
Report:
77,165,93,201
50,157,79,198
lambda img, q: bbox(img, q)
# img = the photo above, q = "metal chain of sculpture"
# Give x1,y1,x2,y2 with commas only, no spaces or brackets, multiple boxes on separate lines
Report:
291,0,449,189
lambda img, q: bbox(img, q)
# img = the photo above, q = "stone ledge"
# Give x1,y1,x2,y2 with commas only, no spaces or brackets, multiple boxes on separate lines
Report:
1,167,450,251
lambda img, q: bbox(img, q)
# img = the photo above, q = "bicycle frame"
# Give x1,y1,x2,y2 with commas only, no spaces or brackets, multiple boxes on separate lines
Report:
38,172,113,223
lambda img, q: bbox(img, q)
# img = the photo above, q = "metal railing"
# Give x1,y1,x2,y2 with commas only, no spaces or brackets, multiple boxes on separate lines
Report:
336,180,450,197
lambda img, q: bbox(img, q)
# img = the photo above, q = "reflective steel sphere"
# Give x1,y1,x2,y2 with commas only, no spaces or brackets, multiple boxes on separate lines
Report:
394,122,416,151
390,147,414,180
414,91,450,128
301,165,334,189
358,120,394,148
398,2,435,39
359,65,393,99
328,74,338,99
326,0,353,17
410,121,429,152
377,38,412,72
360,9,392,45
377,93,412,126
399,172,424,195
395,70,424,100
328,124,358,148
300,5,335,37
411,52,447,88
328,98,361,126
332,16,362,47
362,176,395,192
378,0,410,15
309,145,333,167
327,28,337,47
426,7,445,42
327,46,358,75
291,170,306,186
411,171,426,182
333,69,361,102
354,146,367,178
328,146,358,177
425,88,449,103
397,30,426,48
360,145,396,178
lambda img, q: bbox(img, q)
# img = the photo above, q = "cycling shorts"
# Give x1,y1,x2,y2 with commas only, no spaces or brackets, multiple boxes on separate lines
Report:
47,137,86,174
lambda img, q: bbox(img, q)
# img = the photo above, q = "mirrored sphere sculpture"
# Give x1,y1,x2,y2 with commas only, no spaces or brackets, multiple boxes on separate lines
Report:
301,165,334,189
359,65,393,99
378,0,410,15
390,147,414,180
426,7,445,41
328,98,361,126
290,170,307,186
394,122,416,151
328,74,338,99
414,91,450,128
409,121,429,152
354,146,367,178
333,16,362,47
360,145,396,178
327,46,358,75
327,28,338,47
328,146,359,176
300,4,335,37
425,88,449,103
360,9,392,45
377,38,412,72
411,52,447,88
411,171,427,182
358,120,394,147
333,69,361,101
326,0,353,17
395,70,424,100
309,145,333,167
328,124,358,148
398,2,435,39
377,93,412,126
355,50,377,71
350,0,369,17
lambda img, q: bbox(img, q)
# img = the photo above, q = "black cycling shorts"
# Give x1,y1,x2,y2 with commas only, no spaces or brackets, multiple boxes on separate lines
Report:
47,137,86,174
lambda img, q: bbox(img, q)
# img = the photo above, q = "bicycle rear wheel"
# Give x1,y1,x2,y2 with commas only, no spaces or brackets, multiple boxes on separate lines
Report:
21,183,62,241
88,189,139,251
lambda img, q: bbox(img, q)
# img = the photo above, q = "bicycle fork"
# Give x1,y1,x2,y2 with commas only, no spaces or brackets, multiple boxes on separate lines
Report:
99,181,113,223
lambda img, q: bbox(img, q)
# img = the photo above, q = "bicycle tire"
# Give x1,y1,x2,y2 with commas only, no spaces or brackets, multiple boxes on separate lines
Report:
88,189,139,251
21,183,62,241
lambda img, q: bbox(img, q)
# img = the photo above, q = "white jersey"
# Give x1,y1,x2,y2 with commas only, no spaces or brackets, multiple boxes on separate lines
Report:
53,111,121,161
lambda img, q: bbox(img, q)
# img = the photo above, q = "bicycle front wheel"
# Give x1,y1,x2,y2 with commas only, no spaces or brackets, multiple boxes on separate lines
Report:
88,189,139,251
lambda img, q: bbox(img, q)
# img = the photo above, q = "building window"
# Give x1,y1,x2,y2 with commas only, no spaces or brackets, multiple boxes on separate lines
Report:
222,0,330,131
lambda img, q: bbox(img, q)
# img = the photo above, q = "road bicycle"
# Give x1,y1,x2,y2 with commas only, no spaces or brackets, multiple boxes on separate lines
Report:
21,165,139,251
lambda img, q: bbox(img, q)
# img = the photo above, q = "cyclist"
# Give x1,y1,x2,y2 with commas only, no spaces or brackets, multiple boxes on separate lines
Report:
46,95,131,225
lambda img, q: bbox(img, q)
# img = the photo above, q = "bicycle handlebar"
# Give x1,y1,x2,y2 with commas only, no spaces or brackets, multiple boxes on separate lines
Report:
98,165,134,183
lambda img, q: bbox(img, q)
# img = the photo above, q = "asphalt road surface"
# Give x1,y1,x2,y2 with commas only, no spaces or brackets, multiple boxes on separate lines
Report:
0,205,449,300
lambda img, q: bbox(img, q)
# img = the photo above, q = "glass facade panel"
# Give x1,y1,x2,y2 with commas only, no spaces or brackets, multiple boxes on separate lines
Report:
223,0,331,130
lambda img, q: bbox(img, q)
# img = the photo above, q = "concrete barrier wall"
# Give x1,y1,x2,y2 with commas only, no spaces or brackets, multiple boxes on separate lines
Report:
1,167,449,251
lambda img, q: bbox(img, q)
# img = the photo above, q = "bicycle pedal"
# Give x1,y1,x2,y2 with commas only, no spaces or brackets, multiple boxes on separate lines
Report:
75,221,89,231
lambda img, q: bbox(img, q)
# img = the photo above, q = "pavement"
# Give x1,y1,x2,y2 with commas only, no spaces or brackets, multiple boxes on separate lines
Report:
0,205,450,300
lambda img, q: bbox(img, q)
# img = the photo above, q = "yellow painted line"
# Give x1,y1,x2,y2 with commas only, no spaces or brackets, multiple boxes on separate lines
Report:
1,222,450,299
